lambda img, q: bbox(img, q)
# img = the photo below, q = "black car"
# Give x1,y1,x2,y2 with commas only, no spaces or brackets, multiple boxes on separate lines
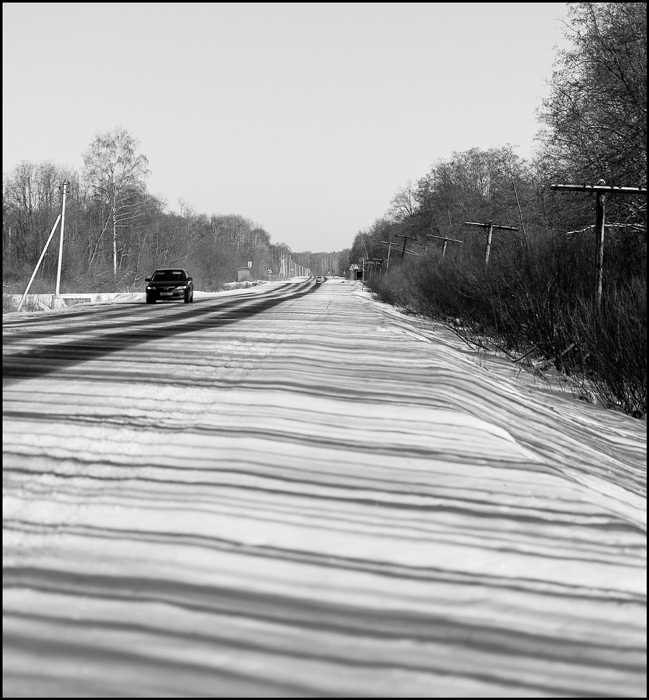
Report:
145,268,194,303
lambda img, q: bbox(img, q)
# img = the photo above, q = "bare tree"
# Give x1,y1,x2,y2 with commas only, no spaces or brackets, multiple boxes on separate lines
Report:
537,2,647,184
3,161,73,268
82,127,150,277
388,181,418,223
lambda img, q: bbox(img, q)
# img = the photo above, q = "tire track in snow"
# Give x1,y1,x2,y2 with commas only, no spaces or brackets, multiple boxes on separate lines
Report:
3,279,646,697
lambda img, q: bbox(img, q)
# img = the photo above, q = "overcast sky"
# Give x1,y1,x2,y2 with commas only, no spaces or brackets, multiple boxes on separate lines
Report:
3,2,570,252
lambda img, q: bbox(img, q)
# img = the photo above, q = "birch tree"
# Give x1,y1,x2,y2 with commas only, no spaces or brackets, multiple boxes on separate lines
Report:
82,127,150,277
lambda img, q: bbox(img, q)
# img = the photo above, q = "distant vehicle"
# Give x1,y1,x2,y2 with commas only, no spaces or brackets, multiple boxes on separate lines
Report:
315,276,326,283
145,269,194,304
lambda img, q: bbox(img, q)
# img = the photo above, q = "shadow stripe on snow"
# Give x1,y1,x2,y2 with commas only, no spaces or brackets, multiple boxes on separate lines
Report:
2,282,317,383
4,569,645,677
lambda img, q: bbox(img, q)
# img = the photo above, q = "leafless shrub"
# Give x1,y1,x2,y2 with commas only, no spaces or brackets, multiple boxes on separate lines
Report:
369,232,646,418
366,265,418,312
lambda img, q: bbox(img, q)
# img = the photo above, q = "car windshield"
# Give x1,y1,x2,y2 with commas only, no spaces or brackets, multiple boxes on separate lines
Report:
152,271,186,282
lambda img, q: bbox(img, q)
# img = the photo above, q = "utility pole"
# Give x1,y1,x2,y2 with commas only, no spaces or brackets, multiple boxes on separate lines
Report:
428,234,463,259
464,220,518,267
550,181,647,307
365,260,379,280
395,232,417,258
55,181,69,298
395,232,418,258
380,240,399,270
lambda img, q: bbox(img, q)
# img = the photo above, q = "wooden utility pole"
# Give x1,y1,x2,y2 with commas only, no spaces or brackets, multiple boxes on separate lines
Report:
380,240,399,270
395,232,418,258
551,181,647,307
428,234,463,259
464,220,518,267
55,182,69,297
365,260,381,281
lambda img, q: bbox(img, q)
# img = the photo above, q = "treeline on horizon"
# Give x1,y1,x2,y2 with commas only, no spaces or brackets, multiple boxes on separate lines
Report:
2,133,347,295
342,3,646,417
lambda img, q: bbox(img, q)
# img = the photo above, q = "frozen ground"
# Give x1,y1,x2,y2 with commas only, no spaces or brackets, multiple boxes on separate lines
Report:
3,278,646,697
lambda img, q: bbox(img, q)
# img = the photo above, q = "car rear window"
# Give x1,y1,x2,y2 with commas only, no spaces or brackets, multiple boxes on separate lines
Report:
152,271,185,281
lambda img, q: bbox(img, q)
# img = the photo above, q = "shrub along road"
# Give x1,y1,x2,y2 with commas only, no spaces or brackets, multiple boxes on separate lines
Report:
3,278,646,697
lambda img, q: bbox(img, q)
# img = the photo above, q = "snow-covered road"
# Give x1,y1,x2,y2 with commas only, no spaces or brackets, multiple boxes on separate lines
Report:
3,278,646,697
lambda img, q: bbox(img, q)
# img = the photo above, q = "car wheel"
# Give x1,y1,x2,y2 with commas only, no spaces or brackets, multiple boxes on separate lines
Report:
146,294,156,304
184,292,191,303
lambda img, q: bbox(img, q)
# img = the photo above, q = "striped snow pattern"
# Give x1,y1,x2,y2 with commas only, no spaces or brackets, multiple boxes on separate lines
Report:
3,279,646,697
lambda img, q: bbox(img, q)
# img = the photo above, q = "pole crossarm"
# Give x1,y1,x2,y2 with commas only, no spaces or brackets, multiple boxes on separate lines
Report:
428,235,464,244
464,221,518,231
551,184,647,194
